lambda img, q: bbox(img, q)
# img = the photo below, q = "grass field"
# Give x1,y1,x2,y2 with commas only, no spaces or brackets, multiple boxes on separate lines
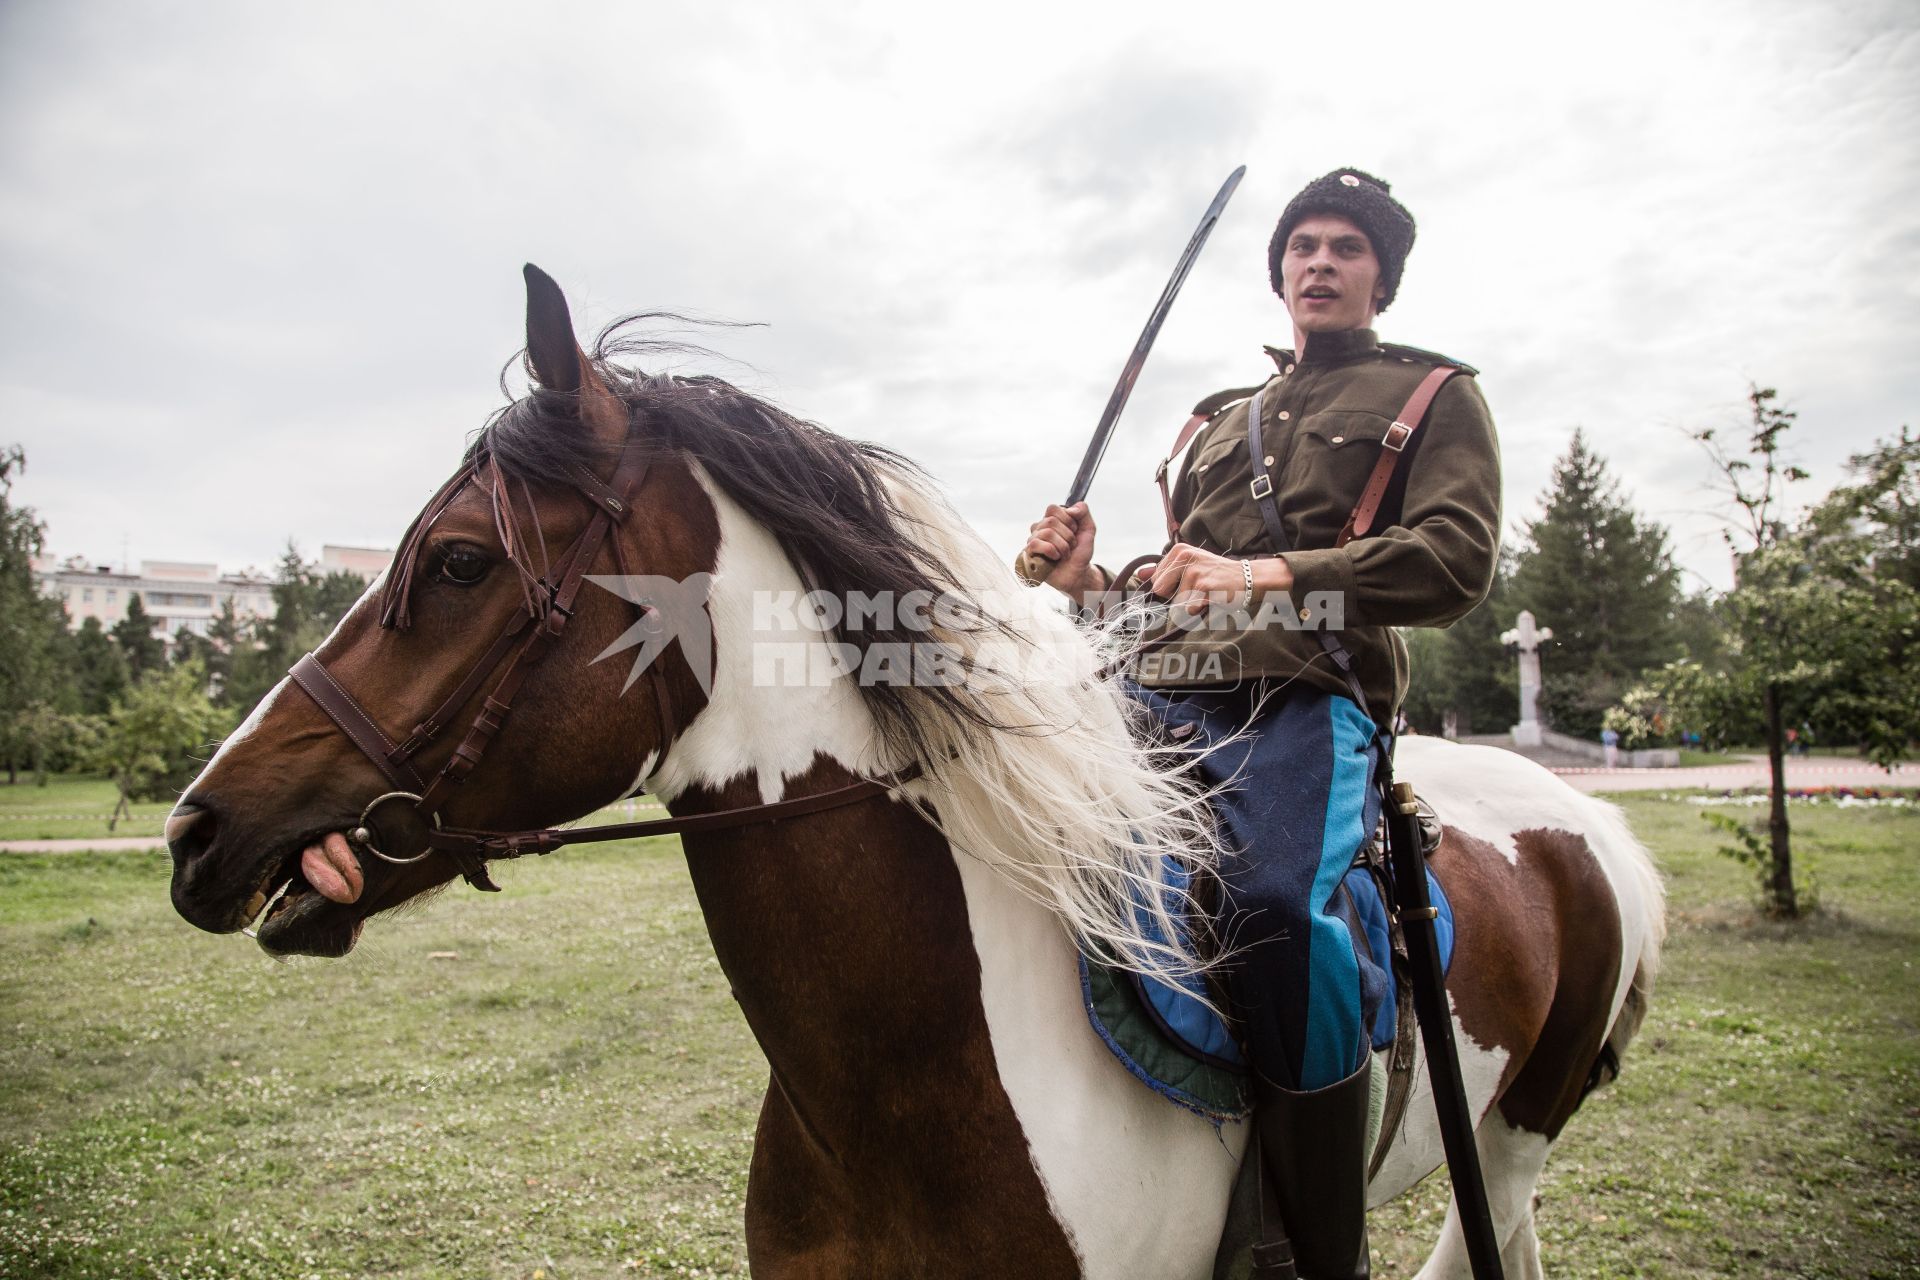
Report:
2,795,1916,1278
1673,749,1747,768
0,776,172,841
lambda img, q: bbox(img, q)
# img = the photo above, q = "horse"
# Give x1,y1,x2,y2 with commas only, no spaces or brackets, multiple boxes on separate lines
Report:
167,266,1665,1279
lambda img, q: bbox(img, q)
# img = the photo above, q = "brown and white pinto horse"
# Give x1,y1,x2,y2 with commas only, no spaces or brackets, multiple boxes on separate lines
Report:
167,268,1664,1279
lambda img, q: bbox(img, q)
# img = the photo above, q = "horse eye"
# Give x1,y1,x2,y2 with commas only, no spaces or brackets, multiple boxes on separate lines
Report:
433,545,492,587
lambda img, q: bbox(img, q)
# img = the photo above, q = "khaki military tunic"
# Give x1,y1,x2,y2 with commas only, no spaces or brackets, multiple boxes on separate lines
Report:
1130,327,1502,723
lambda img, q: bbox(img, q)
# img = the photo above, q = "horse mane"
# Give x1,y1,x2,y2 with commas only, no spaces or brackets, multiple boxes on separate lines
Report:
473,316,1223,987
472,316,1016,769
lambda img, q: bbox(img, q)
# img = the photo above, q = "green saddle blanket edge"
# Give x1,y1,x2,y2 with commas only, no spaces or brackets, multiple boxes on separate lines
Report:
1083,958,1249,1122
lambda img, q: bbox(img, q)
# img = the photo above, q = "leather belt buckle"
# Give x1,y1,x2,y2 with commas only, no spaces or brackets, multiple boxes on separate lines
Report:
1383,421,1413,452
1249,474,1274,500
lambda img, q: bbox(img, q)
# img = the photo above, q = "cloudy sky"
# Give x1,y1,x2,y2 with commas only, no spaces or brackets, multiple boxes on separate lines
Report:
3,0,1914,594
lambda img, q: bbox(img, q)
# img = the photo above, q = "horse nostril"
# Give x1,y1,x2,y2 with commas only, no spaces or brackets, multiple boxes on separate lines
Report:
166,802,214,866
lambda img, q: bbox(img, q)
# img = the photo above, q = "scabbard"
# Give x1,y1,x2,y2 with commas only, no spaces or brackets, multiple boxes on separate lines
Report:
1382,777,1507,1280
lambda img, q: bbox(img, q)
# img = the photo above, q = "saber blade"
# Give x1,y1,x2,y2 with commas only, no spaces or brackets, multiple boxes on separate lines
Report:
1064,164,1245,507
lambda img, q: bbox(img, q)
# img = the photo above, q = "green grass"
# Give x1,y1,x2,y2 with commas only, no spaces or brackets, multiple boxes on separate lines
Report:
1675,749,1747,767
0,777,663,844
0,775,172,841
1370,794,1920,1277
3,799,1917,1277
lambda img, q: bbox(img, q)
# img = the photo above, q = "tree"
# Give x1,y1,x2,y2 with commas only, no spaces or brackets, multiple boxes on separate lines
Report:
1792,427,1920,764
1508,430,1684,737
171,625,216,674
1401,556,1517,735
1669,590,1728,671
1802,427,1920,591
112,592,167,680
1645,389,1916,918
68,616,129,716
1664,387,1811,915
5,704,99,784
81,662,231,830
224,543,368,714
200,597,245,704
0,445,72,784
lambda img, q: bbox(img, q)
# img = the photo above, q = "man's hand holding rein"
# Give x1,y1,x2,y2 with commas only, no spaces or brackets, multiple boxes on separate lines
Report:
1138,543,1295,616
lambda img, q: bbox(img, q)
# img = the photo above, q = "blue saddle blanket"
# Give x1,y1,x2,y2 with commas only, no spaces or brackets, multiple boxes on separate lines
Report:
1081,860,1455,1120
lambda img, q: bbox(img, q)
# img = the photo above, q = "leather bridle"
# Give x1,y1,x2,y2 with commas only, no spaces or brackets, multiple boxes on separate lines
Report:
287,427,916,894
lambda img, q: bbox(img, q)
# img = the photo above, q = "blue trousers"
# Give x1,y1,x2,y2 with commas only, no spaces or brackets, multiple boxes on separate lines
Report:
1143,683,1385,1091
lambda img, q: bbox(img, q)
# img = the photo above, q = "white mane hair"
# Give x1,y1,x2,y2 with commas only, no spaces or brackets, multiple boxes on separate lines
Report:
653,456,1226,992
867,468,1227,989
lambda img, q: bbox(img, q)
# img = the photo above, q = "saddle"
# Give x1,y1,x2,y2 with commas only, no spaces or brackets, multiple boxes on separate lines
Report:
1080,803,1446,1146
1079,803,1448,1280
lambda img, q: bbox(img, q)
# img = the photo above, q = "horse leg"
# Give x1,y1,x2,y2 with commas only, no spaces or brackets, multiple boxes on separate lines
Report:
1409,1117,1551,1280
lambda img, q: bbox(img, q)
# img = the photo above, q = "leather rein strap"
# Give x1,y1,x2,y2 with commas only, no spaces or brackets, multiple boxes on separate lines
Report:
288,432,918,892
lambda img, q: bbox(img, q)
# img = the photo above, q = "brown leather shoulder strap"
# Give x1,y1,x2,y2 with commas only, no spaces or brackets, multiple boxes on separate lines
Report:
1156,382,1272,538
1335,364,1461,548
1156,413,1212,538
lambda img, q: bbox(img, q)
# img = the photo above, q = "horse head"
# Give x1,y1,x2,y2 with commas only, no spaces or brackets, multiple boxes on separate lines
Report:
167,266,717,956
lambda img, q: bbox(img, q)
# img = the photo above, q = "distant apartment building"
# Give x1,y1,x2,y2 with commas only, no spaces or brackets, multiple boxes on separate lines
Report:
34,545,392,643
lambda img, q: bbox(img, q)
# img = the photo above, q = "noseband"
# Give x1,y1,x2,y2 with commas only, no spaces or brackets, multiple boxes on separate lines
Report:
288,430,916,893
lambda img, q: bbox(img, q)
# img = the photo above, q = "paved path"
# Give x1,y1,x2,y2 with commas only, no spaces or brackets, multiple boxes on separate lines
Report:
1555,758,1914,793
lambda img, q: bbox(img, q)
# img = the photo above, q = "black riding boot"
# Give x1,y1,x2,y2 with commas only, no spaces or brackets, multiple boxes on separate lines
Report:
1255,1058,1373,1280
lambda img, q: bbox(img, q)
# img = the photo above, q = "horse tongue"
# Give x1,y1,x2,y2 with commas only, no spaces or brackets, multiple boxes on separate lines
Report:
300,837,363,904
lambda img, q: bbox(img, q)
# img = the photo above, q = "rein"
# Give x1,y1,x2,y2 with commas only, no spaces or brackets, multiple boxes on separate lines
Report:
288,426,918,893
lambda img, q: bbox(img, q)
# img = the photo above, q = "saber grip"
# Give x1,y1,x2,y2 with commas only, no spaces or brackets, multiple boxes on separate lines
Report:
1014,547,1057,585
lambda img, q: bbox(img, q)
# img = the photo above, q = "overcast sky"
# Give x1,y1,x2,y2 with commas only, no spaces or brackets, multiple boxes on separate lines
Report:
3,0,1914,596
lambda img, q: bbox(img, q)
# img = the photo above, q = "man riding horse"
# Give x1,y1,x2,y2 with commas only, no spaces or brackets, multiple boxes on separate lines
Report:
1024,168,1503,1279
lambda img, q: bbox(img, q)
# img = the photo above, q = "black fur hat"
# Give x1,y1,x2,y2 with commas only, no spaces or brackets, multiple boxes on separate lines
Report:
1268,168,1416,313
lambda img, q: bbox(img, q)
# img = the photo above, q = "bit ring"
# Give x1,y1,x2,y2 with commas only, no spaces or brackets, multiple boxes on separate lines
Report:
349,791,441,865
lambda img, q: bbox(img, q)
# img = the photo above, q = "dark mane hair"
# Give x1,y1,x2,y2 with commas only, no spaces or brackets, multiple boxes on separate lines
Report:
468,315,1014,766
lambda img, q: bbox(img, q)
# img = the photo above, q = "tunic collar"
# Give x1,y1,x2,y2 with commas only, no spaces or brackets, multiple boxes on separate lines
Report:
1264,327,1381,370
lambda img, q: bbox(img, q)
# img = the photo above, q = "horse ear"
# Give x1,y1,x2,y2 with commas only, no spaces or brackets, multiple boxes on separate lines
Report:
523,263,583,396
522,263,629,452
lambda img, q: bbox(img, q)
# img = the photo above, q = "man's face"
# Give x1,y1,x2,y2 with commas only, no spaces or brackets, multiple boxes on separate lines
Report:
1279,213,1385,335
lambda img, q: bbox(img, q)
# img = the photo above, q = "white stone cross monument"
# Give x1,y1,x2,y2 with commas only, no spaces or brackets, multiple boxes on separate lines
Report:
1500,610,1554,748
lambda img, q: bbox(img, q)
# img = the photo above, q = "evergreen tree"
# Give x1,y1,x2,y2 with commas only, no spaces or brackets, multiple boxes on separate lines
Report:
1670,591,1727,670
1401,555,1517,735
202,596,244,702
1509,429,1683,737
210,593,273,711
70,616,130,716
112,592,168,680
172,625,217,675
